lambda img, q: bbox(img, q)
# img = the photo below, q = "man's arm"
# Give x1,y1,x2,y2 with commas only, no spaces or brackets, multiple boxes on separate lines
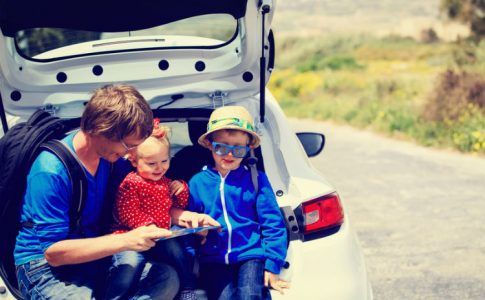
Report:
26,169,171,267
44,225,172,266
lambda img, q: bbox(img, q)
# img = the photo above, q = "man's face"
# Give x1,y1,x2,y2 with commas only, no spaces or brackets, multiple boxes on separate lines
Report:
210,130,250,176
92,133,145,162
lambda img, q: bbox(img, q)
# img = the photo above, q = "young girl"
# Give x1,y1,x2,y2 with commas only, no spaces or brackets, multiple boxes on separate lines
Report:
105,119,198,300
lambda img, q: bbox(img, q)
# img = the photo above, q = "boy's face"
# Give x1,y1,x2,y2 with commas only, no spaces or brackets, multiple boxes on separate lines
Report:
132,137,170,181
210,130,250,176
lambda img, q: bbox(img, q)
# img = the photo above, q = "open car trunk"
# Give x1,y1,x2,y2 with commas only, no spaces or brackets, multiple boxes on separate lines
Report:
0,0,276,124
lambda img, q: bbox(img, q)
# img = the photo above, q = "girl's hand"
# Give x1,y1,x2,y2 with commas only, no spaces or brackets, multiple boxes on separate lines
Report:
264,271,290,295
169,180,185,196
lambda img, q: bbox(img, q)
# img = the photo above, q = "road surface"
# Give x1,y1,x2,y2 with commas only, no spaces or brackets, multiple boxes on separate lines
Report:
290,118,485,300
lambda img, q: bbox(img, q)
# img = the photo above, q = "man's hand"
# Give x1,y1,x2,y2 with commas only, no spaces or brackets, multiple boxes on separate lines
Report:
169,180,186,196
122,225,172,252
264,271,290,295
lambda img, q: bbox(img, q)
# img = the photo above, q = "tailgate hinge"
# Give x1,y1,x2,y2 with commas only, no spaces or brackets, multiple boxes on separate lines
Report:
209,90,227,108
42,103,59,116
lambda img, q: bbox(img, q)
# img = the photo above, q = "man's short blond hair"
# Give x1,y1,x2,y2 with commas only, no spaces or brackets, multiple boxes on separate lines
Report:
80,84,153,140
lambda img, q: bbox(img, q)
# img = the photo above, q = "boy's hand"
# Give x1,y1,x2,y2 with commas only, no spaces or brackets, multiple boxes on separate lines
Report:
169,180,186,196
264,271,290,295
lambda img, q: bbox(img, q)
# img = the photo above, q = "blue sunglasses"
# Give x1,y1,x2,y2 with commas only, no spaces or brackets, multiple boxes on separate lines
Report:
212,142,250,158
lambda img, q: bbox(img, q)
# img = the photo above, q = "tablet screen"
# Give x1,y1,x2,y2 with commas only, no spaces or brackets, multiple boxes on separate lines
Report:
156,225,220,241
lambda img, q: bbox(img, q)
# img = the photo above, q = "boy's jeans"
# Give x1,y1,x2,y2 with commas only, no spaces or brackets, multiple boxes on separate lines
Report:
105,238,195,300
16,257,179,300
199,258,271,300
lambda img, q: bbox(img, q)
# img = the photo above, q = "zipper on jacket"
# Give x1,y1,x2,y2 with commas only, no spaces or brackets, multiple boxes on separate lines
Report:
219,172,232,264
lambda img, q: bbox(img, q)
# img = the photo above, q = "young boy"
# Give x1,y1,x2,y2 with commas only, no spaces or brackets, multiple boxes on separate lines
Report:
189,106,289,299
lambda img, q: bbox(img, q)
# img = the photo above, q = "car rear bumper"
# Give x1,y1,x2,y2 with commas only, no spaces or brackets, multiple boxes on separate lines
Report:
272,220,373,300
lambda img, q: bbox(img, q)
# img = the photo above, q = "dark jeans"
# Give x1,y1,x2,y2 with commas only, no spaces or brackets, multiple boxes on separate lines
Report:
105,238,195,300
199,259,271,300
16,257,179,300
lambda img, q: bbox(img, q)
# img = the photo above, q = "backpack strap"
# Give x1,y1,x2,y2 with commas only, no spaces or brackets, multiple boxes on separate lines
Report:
40,140,88,235
247,149,259,193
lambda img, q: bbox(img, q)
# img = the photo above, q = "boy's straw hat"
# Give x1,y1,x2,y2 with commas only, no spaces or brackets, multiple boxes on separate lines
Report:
198,106,260,148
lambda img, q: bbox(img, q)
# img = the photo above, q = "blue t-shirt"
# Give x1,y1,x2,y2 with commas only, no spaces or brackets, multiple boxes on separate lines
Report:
14,132,111,266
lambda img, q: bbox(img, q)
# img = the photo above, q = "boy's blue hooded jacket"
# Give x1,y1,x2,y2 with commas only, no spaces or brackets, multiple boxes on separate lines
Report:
188,165,288,274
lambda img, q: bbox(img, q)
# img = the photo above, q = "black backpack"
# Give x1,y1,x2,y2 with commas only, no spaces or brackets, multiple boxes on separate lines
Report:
0,110,87,296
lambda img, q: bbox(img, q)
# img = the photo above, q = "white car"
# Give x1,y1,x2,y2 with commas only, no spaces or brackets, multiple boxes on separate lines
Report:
0,0,372,299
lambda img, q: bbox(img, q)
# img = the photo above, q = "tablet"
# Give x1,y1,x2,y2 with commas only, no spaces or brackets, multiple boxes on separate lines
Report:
156,225,220,241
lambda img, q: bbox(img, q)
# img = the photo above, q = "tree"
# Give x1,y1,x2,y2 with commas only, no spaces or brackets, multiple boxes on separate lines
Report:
440,0,485,40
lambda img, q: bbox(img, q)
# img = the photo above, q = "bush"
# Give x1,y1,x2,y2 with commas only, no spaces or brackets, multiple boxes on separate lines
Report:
420,28,439,43
423,69,485,121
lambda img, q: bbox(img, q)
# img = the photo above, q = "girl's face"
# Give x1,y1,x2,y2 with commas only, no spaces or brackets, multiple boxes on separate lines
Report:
132,137,170,181
210,130,250,177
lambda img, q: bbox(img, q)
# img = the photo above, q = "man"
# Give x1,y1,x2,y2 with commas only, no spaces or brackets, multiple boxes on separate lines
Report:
14,84,187,299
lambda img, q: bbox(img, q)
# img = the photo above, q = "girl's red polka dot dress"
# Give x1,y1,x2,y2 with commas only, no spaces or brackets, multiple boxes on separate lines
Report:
112,172,189,232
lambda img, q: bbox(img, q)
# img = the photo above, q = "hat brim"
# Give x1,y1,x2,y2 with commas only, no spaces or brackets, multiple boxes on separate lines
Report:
198,126,260,149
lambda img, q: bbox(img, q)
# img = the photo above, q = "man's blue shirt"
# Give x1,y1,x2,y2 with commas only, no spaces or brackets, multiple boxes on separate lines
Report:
14,132,111,266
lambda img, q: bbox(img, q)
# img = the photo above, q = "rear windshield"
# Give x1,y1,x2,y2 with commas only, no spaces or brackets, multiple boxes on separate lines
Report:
14,14,237,60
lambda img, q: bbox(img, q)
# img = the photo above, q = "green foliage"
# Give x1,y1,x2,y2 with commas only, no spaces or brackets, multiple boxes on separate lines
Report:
269,34,485,154
297,55,364,72
274,34,368,69
423,69,485,122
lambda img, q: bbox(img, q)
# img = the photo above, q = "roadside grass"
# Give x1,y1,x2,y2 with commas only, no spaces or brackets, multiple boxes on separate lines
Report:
269,35,485,154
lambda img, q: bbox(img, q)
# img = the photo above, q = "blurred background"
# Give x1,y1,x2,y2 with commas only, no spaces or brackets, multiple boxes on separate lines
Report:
274,1,485,299
271,0,484,155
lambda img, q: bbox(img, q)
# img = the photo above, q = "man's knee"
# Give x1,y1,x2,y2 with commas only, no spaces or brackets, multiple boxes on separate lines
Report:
112,251,145,268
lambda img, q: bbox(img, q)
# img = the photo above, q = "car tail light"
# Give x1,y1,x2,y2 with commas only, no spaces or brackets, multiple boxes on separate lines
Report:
302,193,344,234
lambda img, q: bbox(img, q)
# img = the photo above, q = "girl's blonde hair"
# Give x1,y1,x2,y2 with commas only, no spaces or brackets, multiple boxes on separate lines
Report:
151,118,171,147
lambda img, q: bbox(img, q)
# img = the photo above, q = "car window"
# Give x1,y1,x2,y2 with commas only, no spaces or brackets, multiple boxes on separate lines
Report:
15,14,237,60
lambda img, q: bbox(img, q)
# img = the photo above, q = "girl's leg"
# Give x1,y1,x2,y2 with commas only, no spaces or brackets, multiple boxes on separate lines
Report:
236,259,271,300
105,250,146,300
130,261,180,300
149,238,197,291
